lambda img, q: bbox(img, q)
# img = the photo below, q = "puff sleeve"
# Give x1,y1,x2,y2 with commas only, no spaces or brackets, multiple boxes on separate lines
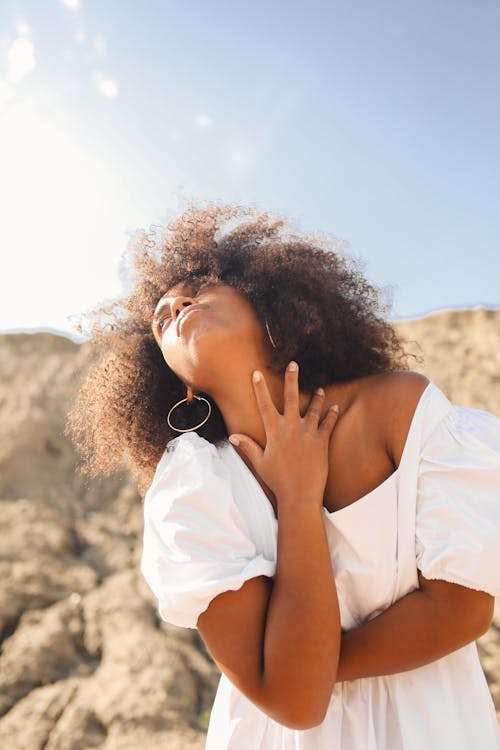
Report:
415,402,500,596
140,432,276,628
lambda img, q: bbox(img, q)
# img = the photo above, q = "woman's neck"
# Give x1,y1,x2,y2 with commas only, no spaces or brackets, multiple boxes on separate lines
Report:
206,365,351,449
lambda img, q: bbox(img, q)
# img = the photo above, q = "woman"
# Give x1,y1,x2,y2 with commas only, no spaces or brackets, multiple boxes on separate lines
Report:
68,203,500,748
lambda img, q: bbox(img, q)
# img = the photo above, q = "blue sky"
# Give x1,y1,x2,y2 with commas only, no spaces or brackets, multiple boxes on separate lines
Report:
1,0,499,336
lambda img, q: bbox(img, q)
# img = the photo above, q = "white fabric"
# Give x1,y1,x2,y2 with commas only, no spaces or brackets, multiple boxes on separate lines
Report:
141,432,275,628
140,381,500,748
415,403,500,593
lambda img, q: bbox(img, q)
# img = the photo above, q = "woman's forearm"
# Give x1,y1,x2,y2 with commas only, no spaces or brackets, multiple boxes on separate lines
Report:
336,575,494,682
262,500,340,728
199,365,341,729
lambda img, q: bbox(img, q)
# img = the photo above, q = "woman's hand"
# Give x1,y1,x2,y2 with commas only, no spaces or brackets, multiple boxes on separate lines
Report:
228,361,339,504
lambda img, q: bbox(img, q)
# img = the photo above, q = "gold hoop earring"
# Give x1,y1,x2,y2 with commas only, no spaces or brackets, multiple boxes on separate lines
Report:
265,319,277,349
166,392,212,433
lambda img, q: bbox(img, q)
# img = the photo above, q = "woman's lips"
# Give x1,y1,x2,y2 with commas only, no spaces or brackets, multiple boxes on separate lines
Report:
176,306,204,337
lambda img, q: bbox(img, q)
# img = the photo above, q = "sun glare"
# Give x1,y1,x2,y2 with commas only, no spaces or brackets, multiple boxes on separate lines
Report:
0,98,129,332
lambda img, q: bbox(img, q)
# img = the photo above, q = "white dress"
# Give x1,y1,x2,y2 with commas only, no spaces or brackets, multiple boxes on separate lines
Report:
141,381,500,749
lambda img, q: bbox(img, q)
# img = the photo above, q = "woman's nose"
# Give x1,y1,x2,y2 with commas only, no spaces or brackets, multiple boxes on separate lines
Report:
170,295,194,321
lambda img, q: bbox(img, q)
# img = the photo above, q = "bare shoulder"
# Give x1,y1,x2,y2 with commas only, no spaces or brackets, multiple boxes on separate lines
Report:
359,371,430,468
367,370,430,402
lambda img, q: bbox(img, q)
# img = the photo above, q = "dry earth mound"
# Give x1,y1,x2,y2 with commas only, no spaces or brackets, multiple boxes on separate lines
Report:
0,307,498,747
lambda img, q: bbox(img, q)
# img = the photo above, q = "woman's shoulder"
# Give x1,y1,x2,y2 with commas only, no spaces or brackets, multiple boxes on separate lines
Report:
356,371,500,469
358,369,430,399
352,371,431,467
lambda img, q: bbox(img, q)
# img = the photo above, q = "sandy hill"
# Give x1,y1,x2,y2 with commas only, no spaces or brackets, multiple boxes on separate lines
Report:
0,308,498,748
395,306,500,414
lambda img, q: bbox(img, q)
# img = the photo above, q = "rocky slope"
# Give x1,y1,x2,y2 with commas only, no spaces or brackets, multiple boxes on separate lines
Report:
0,307,498,748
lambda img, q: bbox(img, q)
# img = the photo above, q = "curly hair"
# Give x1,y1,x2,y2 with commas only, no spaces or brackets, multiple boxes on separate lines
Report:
66,201,410,495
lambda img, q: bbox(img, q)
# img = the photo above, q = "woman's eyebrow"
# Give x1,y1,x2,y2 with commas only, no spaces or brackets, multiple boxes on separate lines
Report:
152,296,170,322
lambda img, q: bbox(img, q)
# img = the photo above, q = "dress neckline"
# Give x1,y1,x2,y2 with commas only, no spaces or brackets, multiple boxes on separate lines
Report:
223,381,434,520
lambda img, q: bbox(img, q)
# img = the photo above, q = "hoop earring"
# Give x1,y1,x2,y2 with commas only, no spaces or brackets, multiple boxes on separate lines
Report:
166,392,212,433
265,319,277,349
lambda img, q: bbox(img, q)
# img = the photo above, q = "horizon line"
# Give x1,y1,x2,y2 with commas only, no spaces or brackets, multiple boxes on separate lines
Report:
1,303,499,343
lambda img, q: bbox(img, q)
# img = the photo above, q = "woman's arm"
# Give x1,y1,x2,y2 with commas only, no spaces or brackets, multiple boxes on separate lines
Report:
198,363,341,730
198,503,339,728
336,571,494,682
334,374,495,682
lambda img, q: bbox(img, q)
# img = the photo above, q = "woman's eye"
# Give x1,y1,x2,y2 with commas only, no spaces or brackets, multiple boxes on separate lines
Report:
158,314,171,331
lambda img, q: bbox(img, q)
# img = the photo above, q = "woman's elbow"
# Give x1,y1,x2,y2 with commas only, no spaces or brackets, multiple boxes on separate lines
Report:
271,694,331,730
419,574,495,644
279,709,328,731
474,594,495,638
286,711,328,731
459,590,495,641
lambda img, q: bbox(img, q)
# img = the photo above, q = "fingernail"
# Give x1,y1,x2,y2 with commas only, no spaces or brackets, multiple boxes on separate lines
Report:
287,361,298,372
316,387,325,396
331,404,339,413
253,370,262,382
229,435,240,446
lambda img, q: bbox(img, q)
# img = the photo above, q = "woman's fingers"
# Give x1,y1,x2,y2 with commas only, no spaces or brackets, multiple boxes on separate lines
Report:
252,362,338,441
233,362,339,503
318,403,340,436
252,370,278,432
304,387,326,428
283,361,300,417
228,434,264,469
